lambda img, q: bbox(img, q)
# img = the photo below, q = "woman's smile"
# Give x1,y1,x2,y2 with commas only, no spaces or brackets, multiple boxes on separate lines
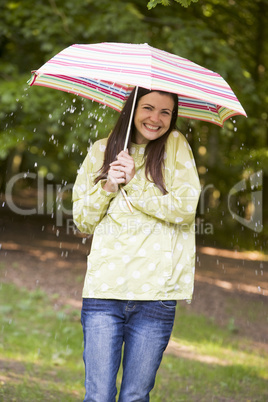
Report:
133,92,174,144
144,124,161,131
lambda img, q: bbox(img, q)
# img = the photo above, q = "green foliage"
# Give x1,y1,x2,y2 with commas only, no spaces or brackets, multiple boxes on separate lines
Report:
0,0,267,249
147,0,198,10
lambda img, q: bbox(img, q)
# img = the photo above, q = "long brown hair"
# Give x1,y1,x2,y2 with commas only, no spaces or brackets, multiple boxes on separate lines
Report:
94,87,178,194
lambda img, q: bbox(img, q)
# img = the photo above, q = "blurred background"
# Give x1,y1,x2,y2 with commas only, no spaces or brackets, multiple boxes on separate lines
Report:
0,0,267,251
0,2,267,401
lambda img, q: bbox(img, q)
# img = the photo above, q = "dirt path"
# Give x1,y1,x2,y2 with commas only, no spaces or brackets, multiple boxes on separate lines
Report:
0,213,267,349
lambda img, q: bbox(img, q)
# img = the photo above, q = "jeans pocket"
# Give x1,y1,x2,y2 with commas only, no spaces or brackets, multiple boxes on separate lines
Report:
159,300,177,309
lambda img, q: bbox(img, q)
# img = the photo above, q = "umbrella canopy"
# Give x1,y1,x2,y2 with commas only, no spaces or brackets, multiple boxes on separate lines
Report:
28,42,246,127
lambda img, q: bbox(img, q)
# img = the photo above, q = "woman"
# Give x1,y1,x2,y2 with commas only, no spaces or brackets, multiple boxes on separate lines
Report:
73,87,201,401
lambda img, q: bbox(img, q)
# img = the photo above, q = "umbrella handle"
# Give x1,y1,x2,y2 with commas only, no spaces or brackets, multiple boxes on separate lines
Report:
120,187,133,213
123,86,139,151
121,86,138,213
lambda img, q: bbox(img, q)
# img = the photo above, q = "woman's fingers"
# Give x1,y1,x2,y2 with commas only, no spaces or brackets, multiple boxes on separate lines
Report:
103,150,135,192
103,168,125,193
110,162,134,185
109,166,126,180
110,158,131,169
109,151,135,184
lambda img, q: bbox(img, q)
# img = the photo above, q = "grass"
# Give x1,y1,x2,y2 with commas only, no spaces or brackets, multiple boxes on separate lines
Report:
154,305,268,401
0,282,267,401
0,284,83,401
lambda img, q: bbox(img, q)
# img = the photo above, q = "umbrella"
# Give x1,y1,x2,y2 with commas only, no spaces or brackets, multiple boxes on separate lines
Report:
28,42,246,129
28,42,247,213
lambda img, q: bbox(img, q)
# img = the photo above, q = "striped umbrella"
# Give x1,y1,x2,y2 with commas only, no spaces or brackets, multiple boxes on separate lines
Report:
28,42,246,127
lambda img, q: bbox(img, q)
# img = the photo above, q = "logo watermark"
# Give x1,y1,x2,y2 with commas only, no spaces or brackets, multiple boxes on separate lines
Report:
5,172,73,226
3,170,263,234
227,170,263,233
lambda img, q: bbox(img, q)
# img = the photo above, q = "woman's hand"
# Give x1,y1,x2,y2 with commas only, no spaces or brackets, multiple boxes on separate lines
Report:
103,150,135,193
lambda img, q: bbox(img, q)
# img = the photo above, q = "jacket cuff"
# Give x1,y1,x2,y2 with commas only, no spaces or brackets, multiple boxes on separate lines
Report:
98,180,118,199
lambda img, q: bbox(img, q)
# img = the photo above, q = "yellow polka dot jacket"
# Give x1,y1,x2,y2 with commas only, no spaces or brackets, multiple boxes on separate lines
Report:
73,130,201,301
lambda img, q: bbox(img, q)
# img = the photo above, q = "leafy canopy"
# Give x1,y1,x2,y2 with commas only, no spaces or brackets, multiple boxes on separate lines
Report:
147,0,198,10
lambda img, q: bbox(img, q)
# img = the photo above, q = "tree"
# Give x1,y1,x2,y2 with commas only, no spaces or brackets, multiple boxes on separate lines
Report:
0,0,267,249
147,0,199,9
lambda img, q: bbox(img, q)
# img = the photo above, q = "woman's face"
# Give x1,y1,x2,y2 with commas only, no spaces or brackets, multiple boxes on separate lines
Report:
133,92,175,145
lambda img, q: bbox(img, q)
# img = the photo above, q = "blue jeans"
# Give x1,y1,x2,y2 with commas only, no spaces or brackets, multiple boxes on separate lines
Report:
81,298,176,402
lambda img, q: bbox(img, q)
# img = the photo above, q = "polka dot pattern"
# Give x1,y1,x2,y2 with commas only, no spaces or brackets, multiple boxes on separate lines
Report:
138,248,146,257
99,144,106,152
185,161,192,169
114,242,122,250
122,255,130,263
132,270,141,279
148,263,156,271
142,284,151,292
117,277,125,285
108,263,115,270
73,134,200,301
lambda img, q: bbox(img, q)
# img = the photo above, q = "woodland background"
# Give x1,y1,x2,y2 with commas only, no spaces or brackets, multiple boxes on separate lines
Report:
0,0,267,251
0,2,267,400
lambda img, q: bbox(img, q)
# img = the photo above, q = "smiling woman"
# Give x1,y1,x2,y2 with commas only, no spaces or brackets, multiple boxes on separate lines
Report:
96,87,179,195
72,86,201,401
133,92,174,144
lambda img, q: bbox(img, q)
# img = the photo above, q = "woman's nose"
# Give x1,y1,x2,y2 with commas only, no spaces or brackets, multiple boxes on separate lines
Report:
149,111,160,122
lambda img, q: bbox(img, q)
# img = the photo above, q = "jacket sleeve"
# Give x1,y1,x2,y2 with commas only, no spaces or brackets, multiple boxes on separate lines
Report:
72,142,116,234
123,133,201,226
